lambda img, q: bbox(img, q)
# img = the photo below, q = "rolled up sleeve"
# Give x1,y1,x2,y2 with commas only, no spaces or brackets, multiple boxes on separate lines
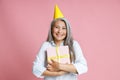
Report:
73,41,88,75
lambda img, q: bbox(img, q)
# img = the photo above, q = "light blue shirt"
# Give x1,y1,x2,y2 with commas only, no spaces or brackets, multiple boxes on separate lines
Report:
33,40,88,80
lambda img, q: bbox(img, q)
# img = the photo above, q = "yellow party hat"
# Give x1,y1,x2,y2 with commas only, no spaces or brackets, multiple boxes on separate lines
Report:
53,5,64,19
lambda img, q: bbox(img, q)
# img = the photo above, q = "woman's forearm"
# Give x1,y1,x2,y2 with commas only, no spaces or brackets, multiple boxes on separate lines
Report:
48,60,77,74
42,70,67,76
59,64,77,74
42,70,59,76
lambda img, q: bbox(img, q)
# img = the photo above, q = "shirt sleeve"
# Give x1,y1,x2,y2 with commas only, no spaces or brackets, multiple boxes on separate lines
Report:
32,42,48,78
72,40,88,75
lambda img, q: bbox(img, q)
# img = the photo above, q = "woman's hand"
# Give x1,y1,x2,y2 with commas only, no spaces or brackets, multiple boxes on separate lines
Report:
47,59,60,72
47,59,77,74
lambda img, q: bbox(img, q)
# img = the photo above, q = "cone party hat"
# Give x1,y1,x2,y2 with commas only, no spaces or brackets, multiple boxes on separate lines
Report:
53,5,64,19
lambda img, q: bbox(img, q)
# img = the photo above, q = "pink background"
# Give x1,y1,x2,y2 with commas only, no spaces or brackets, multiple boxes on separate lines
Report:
0,0,120,80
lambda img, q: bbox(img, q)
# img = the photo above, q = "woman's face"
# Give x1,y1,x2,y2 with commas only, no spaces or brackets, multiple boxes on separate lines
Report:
52,20,67,43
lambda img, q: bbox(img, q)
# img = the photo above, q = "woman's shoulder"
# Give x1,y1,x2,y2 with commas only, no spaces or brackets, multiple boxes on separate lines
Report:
73,40,82,47
73,40,82,50
39,41,52,50
41,41,51,46
73,40,79,45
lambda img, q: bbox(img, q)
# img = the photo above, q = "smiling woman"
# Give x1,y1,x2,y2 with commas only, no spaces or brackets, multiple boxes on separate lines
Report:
52,19,67,46
32,5,88,80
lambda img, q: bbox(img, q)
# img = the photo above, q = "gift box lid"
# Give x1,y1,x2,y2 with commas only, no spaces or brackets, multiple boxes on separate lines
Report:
46,46,70,64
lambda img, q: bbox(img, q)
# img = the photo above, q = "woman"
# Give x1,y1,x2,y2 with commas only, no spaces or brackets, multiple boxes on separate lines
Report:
33,18,88,80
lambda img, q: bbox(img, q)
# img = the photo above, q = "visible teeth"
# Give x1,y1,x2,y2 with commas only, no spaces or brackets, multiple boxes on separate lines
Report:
57,34,62,36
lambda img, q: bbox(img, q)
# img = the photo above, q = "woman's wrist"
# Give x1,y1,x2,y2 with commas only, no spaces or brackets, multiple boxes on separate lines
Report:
59,63,65,71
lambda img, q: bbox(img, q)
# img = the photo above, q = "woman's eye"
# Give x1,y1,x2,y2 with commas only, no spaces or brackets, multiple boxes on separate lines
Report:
62,27,66,29
55,26,58,28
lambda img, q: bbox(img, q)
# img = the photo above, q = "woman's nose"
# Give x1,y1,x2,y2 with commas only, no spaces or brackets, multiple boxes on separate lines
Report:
58,28,62,33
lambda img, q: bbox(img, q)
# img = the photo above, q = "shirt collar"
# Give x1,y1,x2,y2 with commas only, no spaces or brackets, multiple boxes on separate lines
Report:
50,41,64,46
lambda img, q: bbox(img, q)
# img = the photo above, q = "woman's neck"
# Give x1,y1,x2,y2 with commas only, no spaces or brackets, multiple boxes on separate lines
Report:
54,40,63,46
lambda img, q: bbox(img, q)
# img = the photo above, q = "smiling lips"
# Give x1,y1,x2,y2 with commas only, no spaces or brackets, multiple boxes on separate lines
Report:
56,33,65,38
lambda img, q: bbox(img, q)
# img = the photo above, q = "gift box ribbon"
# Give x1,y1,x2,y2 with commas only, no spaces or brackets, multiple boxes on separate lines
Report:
48,46,70,62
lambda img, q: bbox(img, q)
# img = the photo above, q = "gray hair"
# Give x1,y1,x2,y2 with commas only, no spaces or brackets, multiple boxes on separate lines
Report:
47,18,75,62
